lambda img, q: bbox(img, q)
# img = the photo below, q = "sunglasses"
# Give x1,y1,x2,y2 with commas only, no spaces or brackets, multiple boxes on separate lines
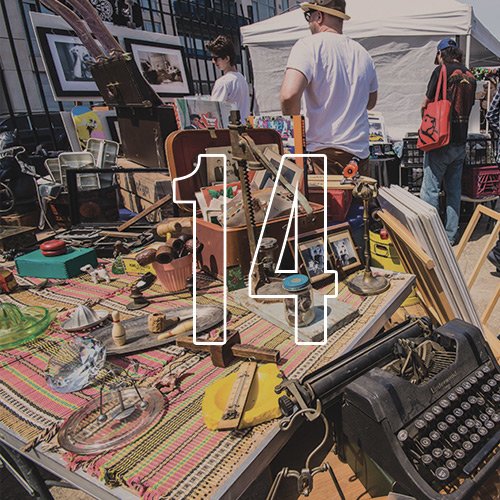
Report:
211,55,222,62
304,10,313,22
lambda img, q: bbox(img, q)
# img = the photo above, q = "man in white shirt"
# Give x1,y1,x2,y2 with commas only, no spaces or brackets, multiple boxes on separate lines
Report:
207,35,251,122
280,0,378,174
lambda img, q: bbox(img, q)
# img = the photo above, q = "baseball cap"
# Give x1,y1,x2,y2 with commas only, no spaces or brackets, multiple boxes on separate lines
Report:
300,0,351,21
434,38,457,64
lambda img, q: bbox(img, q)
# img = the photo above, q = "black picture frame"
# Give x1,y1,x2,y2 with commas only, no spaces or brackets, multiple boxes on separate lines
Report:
35,27,102,100
124,38,193,97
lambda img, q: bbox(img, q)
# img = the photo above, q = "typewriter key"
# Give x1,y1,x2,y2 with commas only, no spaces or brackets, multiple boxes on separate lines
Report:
443,448,453,459
468,396,477,405
445,415,456,425
479,413,489,422
475,370,484,379
449,432,460,443
421,437,432,448
481,384,491,393
493,394,500,403
470,433,480,444
477,427,488,437
435,467,449,481
465,419,475,428
432,448,443,459
491,413,500,423
494,373,500,382
487,379,497,387
437,421,448,432
446,459,457,470
415,419,426,429
485,420,495,430
485,407,494,416
462,381,472,390
397,430,408,442
458,425,468,435
454,449,465,460
432,405,443,416
421,454,433,465
430,431,441,441
439,399,451,409
448,392,458,402
463,441,473,451
456,386,465,396
476,397,485,406
424,412,435,422
461,402,471,411
454,408,464,418
483,365,491,373
468,376,478,385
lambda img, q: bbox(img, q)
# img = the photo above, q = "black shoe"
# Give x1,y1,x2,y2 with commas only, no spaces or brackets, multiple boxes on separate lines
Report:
487,250,500,272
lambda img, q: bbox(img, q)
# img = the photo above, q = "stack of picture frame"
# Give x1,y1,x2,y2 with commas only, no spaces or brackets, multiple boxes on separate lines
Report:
378,185,481,329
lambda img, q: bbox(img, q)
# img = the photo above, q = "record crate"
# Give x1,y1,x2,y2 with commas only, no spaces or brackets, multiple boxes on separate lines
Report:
462,165,500,198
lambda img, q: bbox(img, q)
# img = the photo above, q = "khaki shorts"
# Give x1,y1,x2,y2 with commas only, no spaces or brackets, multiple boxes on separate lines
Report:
311,147,369,176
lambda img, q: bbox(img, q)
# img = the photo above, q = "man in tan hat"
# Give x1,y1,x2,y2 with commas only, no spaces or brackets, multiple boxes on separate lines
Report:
280,0,378,174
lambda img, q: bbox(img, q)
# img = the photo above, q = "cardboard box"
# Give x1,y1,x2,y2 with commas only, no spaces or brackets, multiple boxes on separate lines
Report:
116,158,172,221
15,247,97,279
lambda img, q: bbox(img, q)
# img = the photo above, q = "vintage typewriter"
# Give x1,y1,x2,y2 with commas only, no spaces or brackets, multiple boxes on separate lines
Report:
278,319,499,499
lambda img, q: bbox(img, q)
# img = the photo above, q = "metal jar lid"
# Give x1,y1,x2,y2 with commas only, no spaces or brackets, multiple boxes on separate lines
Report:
260,237,278,251
282,274,310,292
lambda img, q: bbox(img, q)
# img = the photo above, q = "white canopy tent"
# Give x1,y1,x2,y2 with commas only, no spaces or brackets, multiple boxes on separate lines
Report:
241,0,500,140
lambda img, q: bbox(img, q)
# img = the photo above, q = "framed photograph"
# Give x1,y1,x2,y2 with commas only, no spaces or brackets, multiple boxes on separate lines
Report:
106,116,122,144
35,27,101,100
205,147,240,184
288,223,360,283
263,148,304,191
124,38,192,97
327,229,362,273
368,112,388,144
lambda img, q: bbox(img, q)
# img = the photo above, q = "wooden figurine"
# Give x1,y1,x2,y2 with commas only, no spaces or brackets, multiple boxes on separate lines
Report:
111,311,126,346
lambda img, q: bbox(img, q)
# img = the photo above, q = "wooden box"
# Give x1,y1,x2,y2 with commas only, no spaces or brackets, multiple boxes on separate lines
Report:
15,247,98,279
116,158,172,221
166,129,324,276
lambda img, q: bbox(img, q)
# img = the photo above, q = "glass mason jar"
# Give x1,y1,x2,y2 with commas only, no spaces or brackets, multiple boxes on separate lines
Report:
258,237,278,276
282,274,315,328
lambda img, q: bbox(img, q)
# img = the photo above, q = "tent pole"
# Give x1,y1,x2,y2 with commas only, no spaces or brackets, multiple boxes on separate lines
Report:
465,33,472,67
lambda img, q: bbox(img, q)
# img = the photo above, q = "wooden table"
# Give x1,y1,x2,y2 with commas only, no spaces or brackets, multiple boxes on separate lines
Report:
0,271,414,499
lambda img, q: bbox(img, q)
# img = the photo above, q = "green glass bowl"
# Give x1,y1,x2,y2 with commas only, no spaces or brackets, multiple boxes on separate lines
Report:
0,303,56,351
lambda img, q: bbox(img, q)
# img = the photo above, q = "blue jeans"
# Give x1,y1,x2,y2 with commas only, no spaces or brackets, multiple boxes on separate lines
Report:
421,143,466,244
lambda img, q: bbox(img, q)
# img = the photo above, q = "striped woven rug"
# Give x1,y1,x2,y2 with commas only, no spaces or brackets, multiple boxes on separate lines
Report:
0,266,404,499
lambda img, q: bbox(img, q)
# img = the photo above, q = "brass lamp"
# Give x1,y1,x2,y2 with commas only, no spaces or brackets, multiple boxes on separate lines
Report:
347,180,390,296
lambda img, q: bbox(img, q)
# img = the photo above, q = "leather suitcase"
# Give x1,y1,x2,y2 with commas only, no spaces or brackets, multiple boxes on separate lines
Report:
90,56,163,108
166,129,324,277
117,106,177,168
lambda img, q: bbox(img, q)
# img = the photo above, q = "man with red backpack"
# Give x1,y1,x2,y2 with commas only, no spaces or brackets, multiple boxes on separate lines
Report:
419,38,477,245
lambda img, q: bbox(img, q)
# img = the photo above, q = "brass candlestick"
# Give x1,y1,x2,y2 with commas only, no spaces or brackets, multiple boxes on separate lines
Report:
347,180,390,296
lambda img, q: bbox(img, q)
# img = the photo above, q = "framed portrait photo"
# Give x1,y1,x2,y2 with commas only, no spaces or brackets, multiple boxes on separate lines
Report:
288,223,360,284
124,38,192,97
297,236,332,283
327,228,362,273
35,27,101,100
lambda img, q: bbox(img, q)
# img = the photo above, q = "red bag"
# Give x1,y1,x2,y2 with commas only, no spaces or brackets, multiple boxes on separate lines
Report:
417,65,452,152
